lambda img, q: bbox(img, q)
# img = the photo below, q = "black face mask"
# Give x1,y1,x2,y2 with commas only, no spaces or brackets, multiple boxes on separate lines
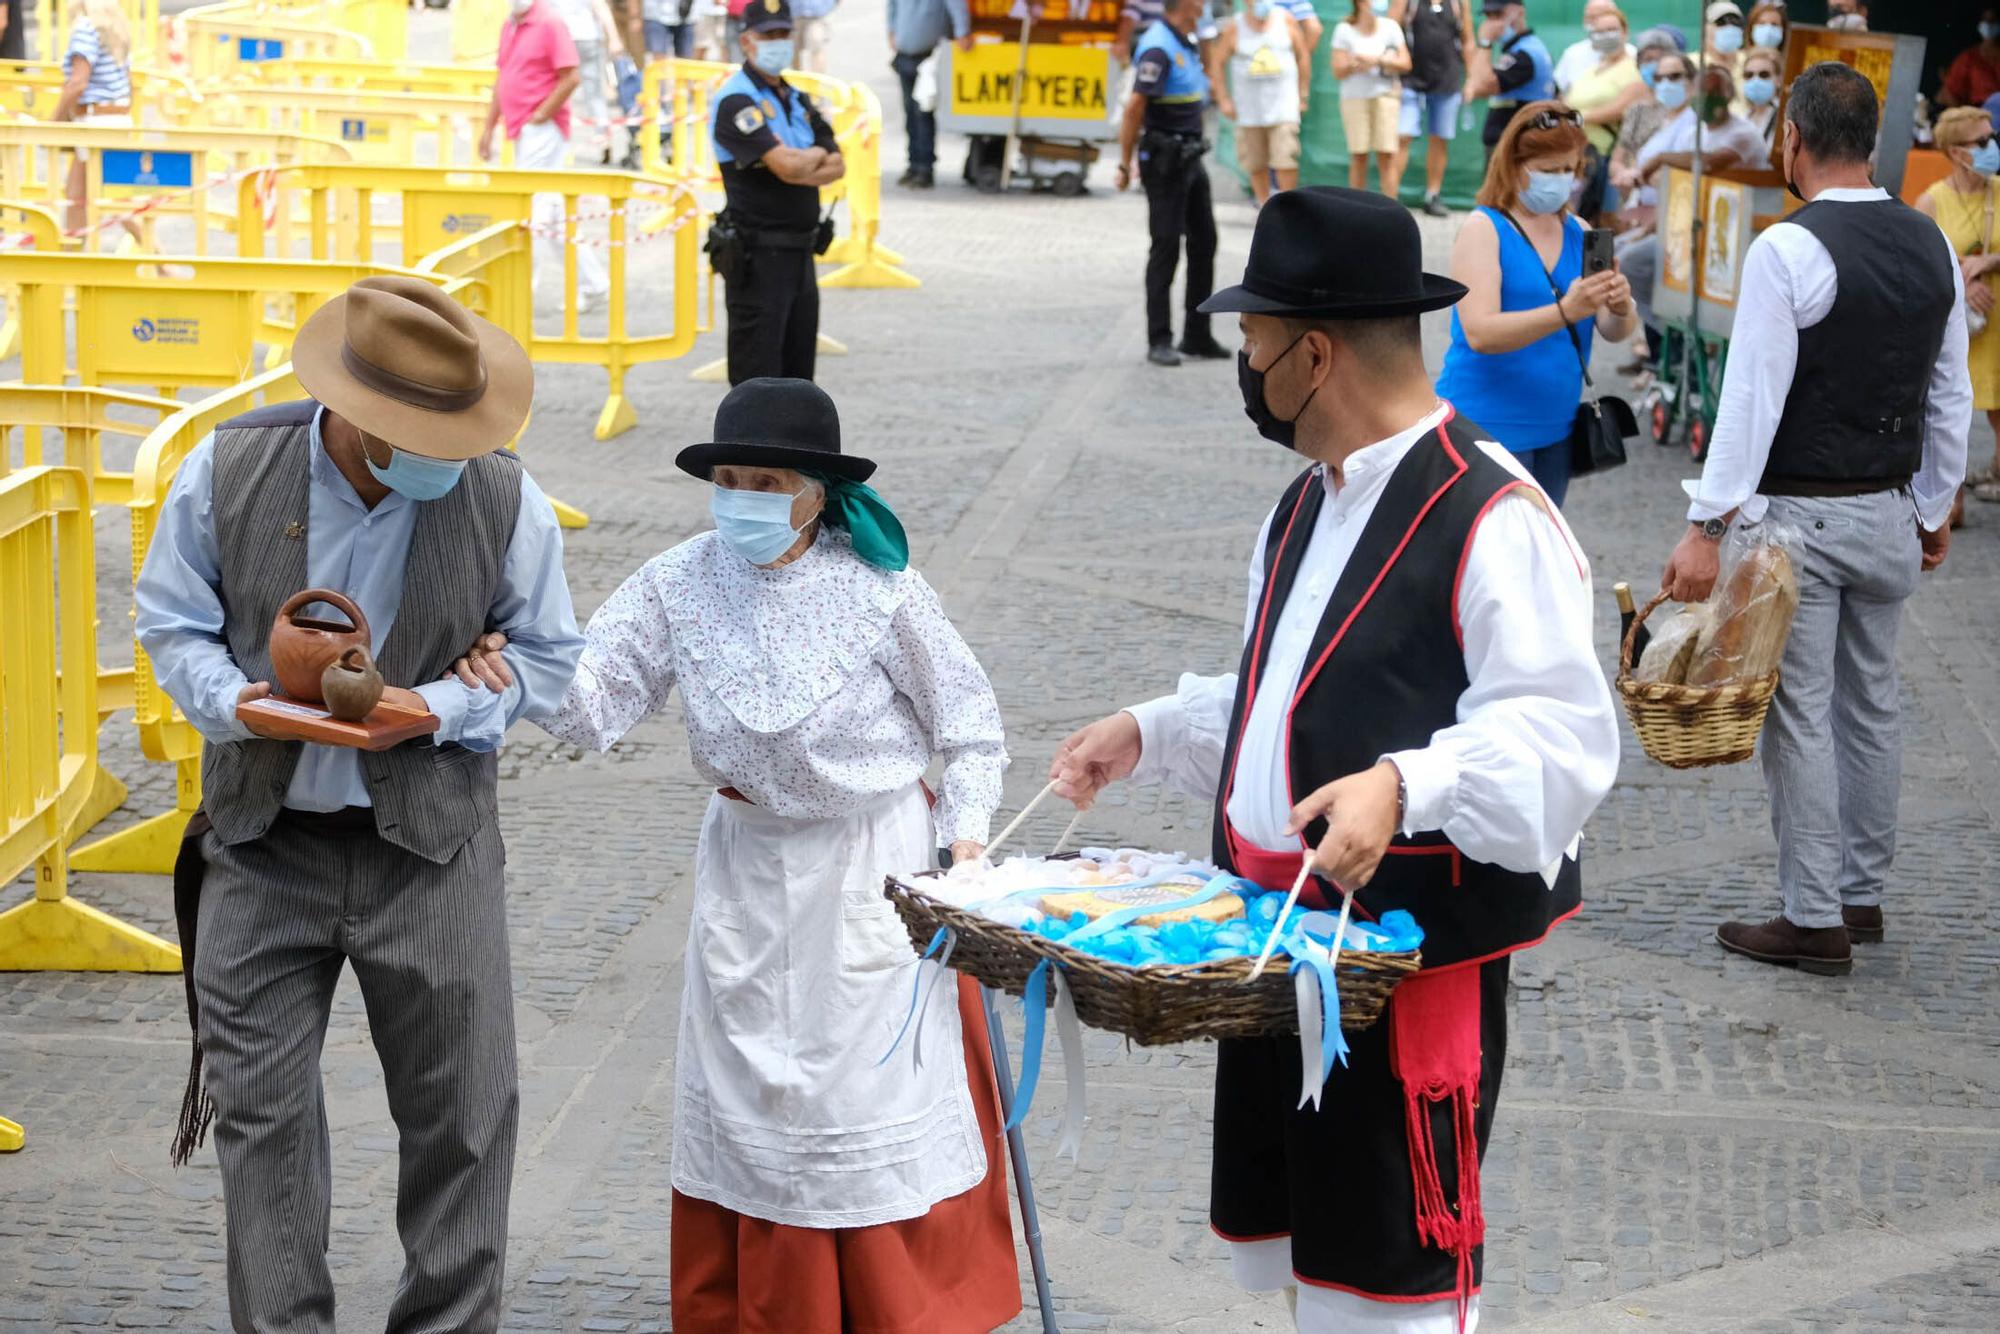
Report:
1237,333,1321,450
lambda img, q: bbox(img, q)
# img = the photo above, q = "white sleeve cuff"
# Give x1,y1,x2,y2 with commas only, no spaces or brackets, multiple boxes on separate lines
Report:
1382,747,1457,838
1123,695,1182,787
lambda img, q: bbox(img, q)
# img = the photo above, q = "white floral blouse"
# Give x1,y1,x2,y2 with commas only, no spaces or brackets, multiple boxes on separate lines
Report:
538,528,1008,846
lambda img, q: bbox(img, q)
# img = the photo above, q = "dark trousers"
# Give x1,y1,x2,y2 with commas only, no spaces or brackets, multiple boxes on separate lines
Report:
724,245,819,385
892,51,937,174
1142,153,1216,349
1519,438,1572,507
194,813,517,1333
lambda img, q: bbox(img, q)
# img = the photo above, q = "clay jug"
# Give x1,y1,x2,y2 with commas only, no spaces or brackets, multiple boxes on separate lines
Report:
320,646,385,722
268,589,371,702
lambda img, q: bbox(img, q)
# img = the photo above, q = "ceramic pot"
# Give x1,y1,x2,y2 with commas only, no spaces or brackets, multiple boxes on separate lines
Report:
268,589,371,703
320,646,385,722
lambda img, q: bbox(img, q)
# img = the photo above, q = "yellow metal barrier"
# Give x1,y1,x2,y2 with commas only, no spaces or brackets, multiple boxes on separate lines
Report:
816,82,917,290
0,123,352,255
69,365,308,876
180,0,373,82
203,86,501,169
1,200,63,361
0,61,204,124
237,57,495,98
3,251,448,396
450,0,509,65
331,0,408,64
0,1114,19,1150
0,465,179,971
33,0,164,66
241,164,703,443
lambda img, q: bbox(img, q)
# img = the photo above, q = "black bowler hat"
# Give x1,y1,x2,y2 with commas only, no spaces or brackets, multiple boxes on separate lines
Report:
744,0,793,33
676,378,876,483
1199,187,1468,319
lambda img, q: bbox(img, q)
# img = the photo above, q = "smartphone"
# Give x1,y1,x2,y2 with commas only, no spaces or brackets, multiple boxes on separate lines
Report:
1584,228,1616,275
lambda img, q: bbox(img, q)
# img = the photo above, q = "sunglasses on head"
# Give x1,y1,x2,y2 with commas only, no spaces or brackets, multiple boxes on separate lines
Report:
1526,108,1584,131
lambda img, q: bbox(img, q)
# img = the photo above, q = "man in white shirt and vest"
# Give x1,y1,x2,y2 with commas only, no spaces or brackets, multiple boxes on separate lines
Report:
1051,187,1619,1334
1663,62,1970,976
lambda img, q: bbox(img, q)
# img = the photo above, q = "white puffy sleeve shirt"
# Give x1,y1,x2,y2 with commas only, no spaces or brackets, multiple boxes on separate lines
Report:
1126,415,1619,878
535,529,1008,847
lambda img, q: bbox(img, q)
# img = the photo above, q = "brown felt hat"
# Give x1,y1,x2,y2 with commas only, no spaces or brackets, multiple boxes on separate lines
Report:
292,276,533,461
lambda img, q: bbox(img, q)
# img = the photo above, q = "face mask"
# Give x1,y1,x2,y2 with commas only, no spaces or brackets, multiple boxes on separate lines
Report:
1370,0,1390,13
1656,78,1688,110
750,36,793,74
1589,27,1622,53
1975,140,2000,176
1752,22,1783,47
1742,75,1776,105
1250,0,1272,16
1520,168,1573,215
1827,12,1863,31
1983,21,2000,41
1711,25,1743,53
1699,93,1729,123
509,0,532,14
1237,334,1320,450
1638,61,1658,88
711,483,816,565
364,442,467,501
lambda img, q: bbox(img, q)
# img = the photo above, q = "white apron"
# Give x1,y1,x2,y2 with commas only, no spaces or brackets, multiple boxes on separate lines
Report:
670,783,989,1229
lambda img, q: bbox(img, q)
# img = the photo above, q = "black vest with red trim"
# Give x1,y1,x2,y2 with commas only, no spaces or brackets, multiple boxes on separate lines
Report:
1211,416,1583,970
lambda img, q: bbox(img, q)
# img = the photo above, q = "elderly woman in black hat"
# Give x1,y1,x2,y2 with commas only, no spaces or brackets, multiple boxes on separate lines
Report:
457,378,1019,1333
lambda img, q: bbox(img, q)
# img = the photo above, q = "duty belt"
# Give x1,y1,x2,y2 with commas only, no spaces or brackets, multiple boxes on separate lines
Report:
1760,476,1913,499
745,228,818,252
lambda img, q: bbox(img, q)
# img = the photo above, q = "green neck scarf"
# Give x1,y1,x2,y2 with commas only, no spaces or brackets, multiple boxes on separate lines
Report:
806,472,909,572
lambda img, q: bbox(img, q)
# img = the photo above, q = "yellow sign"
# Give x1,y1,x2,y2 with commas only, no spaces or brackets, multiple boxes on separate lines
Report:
950,42,1112,121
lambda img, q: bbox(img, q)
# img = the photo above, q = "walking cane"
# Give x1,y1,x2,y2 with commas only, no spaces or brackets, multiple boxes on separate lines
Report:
983,984,1060,1334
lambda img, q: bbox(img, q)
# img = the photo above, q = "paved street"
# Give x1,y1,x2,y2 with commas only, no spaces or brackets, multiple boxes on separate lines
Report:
5,6,2000,1330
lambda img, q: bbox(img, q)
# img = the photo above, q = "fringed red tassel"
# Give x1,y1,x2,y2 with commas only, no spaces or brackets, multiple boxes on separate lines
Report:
1389,967,1487,1334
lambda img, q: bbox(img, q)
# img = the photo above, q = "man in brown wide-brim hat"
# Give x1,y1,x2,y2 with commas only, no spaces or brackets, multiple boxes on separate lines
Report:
135,274,585,1331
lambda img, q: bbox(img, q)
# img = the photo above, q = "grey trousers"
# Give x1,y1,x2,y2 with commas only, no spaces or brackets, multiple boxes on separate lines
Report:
1758,492,1923,929
1618,232,1660,333
195,812,518,1333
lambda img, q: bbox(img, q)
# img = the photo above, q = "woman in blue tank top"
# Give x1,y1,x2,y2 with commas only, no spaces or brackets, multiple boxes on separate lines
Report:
1436,100,1636,505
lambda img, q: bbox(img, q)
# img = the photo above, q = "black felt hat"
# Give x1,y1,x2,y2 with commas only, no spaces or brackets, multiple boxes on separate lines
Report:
1199,187,1468,319
676,377,876,483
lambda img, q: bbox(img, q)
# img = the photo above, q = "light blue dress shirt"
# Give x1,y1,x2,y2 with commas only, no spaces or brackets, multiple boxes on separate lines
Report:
135,407,585,812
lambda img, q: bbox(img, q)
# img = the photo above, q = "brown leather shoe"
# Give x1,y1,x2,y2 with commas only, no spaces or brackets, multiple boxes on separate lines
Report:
1715,916,1852,975
1841,905,1884,943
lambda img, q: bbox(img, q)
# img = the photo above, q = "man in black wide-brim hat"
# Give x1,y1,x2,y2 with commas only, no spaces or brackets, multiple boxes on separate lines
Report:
1051,188,1620,1332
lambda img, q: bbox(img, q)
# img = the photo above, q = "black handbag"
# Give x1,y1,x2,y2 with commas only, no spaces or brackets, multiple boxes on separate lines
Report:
1499,210,1633,476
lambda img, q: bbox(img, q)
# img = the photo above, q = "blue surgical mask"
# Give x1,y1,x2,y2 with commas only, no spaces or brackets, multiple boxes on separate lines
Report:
1520,169,1573,215
1975,140,2000,176
1742,75,1776,106
1712,25,1743,53
1370,0,1390,13
751,36,793,75
1498,23,1517,44
1752,22,1784,47
1983,21,2000,41
364,442,466,500
1250,0,1272,15
711,483,816,565
1656,78,1689,110
1638,61,1658,88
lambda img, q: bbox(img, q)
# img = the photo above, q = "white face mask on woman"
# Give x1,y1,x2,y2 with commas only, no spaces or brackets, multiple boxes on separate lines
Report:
710,482,821,565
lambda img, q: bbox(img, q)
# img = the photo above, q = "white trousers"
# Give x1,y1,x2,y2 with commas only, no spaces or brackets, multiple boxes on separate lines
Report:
1231,1238,1481,1333
513,120,610,299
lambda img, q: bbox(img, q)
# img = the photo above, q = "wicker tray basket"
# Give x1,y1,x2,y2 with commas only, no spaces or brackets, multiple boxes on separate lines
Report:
1617,589,1779,769
884,873,1421,1047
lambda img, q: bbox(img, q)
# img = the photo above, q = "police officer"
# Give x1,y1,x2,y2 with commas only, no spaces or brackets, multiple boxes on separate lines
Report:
1116,0,1227,368
708,0,845,384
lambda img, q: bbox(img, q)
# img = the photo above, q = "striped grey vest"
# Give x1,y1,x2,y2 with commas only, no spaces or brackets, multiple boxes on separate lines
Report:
201,400,522,864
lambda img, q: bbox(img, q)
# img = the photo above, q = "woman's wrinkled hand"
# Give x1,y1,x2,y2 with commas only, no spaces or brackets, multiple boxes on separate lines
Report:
446,631,514,693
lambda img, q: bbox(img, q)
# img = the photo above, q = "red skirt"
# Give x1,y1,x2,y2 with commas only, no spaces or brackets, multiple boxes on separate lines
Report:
670,975,1024,1334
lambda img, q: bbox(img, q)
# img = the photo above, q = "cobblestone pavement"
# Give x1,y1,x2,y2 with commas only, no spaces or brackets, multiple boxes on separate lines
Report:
5,7,2000,1331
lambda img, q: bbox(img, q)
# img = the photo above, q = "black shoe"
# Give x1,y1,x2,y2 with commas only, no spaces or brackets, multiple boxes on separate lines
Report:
896,168,920,187
1147,344,1183,367
1423,194,1450,218
907,170,935,189
1177,336,1230,360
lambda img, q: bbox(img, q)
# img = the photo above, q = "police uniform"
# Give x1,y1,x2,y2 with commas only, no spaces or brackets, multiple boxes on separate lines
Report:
1132,19,1220,359
709,0,837,385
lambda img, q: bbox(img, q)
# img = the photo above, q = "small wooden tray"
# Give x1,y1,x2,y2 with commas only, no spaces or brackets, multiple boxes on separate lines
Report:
236,696,440,751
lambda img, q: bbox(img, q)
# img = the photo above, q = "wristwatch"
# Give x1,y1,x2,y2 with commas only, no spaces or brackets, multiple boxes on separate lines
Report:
1693,517,1728,541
